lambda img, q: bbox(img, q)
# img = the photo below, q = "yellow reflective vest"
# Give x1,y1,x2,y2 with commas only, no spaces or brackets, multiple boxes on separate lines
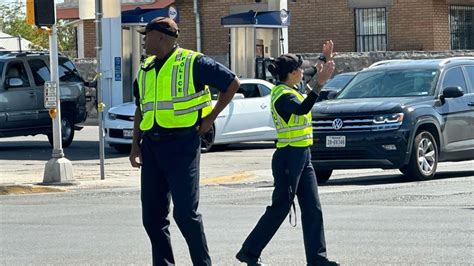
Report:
137,48,213,130
271,84,313,148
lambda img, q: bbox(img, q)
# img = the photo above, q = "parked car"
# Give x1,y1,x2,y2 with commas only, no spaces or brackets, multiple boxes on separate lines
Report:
311,57,474,183
105,78,276,153
0,51,87,147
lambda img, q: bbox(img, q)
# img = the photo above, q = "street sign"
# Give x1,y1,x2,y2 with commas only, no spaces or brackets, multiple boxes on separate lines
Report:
44,81,58,108
114,57,121,81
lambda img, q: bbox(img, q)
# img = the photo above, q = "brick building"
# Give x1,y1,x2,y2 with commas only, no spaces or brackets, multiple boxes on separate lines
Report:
59,0,474,60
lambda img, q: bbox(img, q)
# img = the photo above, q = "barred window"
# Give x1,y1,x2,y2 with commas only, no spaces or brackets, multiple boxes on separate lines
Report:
450,5,474,50
355,8,387,52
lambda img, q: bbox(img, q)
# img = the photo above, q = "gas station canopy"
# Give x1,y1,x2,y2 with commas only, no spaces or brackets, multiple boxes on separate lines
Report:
221,10,290,28
121,6,179,24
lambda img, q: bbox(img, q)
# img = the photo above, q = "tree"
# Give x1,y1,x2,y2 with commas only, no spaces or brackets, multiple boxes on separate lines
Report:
0,2,76,57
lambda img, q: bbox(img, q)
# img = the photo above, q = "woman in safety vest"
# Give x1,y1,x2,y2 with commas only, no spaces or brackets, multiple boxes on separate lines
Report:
236,40,339,266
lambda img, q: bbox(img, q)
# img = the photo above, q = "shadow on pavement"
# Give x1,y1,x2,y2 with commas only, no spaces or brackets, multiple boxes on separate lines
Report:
0,140,126,161
323,170,474,186
209,142,275,152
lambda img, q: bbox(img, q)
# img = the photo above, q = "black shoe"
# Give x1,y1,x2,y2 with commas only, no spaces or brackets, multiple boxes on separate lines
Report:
323,260,340,266
235,250,265,266
310,257,340,266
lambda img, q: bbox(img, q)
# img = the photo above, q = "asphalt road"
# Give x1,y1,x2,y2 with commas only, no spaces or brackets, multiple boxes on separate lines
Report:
1,174,473,265
1,126,473,265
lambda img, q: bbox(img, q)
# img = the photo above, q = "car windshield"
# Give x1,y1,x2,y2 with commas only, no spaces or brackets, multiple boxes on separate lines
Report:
337,69,440,99
323,74,354,90
0,62,4,76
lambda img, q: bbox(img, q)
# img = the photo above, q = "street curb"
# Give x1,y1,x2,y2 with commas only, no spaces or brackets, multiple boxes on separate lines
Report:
0,170,272,195
0,185,66,195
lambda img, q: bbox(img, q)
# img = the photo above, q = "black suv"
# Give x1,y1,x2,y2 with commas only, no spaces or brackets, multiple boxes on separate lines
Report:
311,57,474,182
0,51,87,147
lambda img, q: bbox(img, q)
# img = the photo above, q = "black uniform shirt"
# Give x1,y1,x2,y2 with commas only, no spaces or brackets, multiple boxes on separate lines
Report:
133,47,236,134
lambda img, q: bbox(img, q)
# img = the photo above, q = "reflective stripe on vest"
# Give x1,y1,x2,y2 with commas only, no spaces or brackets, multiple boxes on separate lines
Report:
137,48,213,130
271,84,313,148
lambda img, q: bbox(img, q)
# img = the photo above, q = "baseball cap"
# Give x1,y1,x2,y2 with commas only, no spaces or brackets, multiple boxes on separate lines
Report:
137,17,179,38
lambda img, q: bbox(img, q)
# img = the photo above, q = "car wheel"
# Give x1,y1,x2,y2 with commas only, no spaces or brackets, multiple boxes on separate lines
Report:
404,131,438,181
47,112,75,148
200,125,215,153
111,144,131,154
315,169,332,184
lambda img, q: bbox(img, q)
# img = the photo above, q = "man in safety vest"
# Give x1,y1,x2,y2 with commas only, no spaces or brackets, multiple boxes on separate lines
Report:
129,17,240,265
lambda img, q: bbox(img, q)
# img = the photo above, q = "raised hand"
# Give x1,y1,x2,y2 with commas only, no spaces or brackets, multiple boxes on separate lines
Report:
317,60,335,86
322,40,336,62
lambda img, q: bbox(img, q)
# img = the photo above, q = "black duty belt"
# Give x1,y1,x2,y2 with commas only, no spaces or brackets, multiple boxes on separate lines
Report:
144,126,198,142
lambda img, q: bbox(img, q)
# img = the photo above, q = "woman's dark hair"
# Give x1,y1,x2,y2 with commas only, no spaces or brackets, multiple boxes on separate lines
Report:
267,54,303,81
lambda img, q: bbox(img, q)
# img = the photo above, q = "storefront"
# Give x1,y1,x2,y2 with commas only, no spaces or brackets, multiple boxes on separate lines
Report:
221,9,290,80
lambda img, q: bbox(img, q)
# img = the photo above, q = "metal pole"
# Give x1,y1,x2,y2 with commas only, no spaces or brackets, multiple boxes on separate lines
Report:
43,16,74,184
95,0,105,180
50,25,64,158
193,0,201,52
18,36,22,52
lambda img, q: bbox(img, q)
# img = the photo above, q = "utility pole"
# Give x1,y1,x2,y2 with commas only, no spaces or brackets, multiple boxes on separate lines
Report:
95,0,105,180
37,0,75,184
44,24,75,184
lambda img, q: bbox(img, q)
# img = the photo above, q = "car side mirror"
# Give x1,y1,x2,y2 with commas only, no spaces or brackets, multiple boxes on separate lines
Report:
327,90,338,100
441,86,464,99
6,78,24,88
233,93,245,100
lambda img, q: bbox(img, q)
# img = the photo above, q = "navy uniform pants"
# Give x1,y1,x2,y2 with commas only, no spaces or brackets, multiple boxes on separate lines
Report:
140,131,211,266
240,146,328,265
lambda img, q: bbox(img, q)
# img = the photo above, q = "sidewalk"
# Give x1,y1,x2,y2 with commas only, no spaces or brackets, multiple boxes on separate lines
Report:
0,123,279,195
0,146,274,195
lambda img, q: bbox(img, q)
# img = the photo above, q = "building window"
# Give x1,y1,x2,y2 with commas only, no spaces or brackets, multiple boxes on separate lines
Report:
450,5,474,50
355,8,387,52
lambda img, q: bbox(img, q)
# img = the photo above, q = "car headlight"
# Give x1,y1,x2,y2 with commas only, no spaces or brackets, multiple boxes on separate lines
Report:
373,113,404,124
372,113,404,131
108,113,117,120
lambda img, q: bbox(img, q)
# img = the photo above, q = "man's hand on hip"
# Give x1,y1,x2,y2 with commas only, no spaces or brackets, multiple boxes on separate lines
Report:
198,115,214,135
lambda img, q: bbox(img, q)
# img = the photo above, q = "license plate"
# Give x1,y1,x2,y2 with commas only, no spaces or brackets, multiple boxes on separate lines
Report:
123,129,133,138
326,136,345,147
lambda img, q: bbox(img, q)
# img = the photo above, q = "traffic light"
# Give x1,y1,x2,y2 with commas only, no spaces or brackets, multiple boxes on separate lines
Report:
26,0,56,27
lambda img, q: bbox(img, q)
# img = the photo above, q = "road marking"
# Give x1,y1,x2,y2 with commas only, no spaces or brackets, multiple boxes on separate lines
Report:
0,185,65,195
201,172,255,185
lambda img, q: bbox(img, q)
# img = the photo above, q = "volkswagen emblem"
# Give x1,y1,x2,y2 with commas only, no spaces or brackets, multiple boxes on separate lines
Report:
332,118,343,130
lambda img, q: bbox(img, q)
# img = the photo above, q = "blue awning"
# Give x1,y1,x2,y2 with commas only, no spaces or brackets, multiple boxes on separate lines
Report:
221,10,290,28
122,7,179,24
